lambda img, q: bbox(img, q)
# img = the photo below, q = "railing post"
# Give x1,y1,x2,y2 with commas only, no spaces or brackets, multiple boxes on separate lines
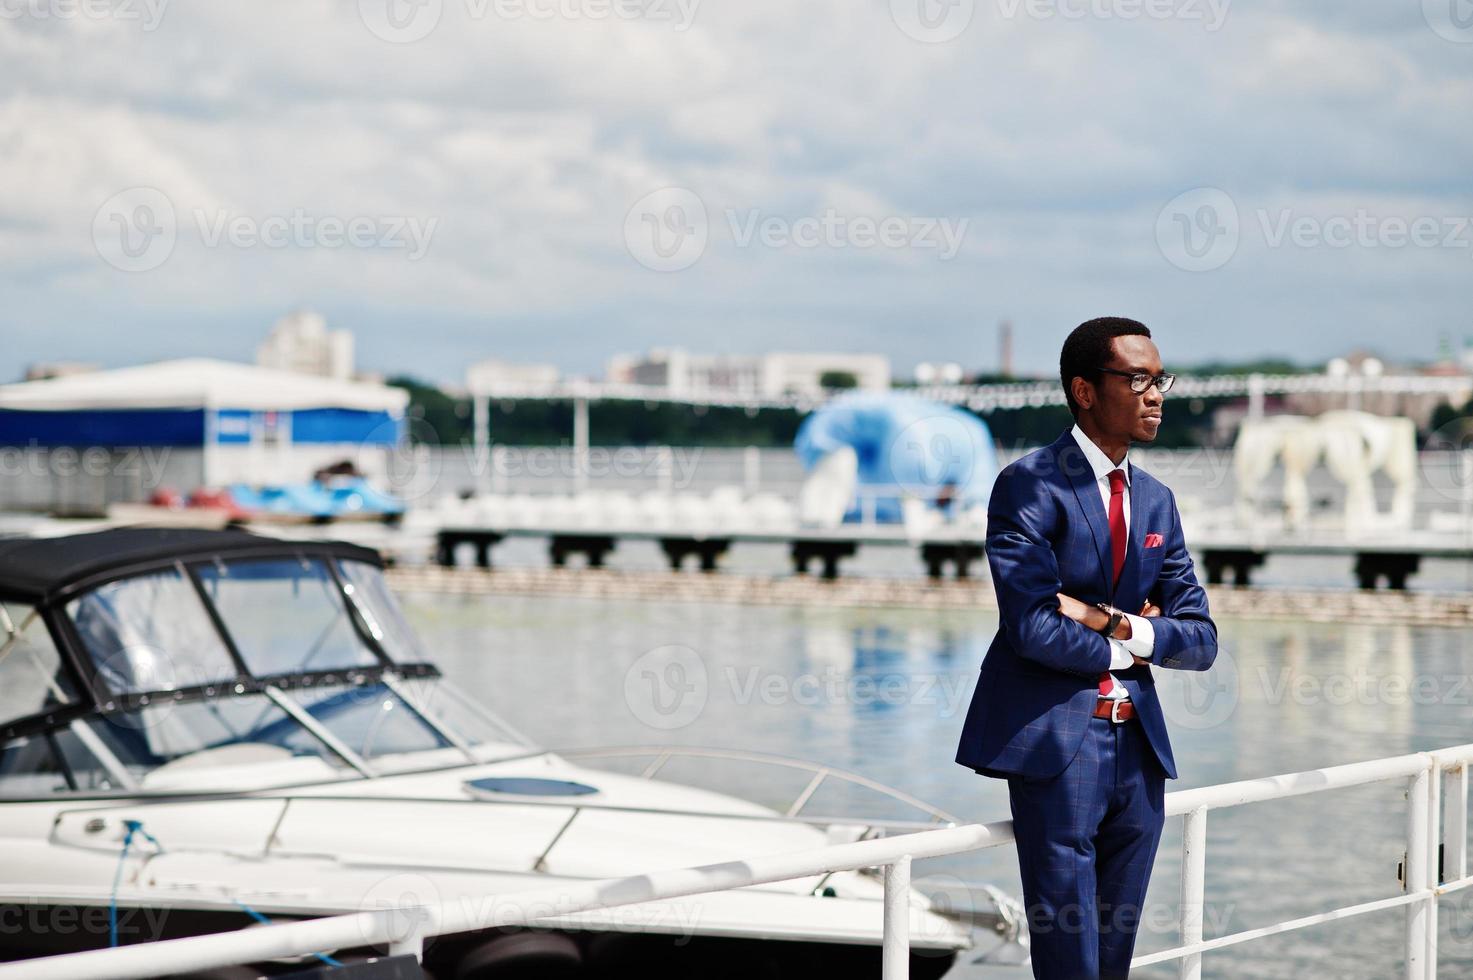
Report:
1449,764,1469,882
1406,765,1431,980
883,855,911,980
1178,806,1208,980
1427,762,1442,973
388,930,424,962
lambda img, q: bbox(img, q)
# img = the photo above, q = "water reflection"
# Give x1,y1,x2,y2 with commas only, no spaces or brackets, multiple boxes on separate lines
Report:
408,593,1473,979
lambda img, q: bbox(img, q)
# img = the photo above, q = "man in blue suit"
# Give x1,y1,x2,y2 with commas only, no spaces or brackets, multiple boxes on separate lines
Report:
955,317,1217,979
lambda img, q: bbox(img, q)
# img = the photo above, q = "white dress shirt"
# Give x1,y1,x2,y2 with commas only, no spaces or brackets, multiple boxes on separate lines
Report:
1069,424,1155,699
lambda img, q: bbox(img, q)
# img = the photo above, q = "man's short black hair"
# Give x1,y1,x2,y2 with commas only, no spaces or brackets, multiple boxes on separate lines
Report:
1059,317,1151,418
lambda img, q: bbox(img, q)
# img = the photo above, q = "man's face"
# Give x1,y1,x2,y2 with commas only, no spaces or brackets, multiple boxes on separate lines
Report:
1090,335,1165,443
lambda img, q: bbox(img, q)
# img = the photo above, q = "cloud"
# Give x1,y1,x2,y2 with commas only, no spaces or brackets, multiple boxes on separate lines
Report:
0,0,1469,382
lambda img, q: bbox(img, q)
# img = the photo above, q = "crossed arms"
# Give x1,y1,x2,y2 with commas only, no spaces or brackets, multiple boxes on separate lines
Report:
985,467,1218,679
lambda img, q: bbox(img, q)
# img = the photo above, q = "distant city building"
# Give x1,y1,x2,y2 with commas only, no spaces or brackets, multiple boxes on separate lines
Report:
606,348,890,398
257,310,354,380
465,358,561,395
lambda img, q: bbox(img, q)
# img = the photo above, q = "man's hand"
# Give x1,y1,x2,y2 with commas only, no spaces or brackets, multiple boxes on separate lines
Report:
1056,593,1161,650
1131,600,1161,664
1054,593,1097,628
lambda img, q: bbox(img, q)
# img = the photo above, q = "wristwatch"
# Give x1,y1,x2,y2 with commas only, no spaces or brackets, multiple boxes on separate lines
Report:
1094,602,1123,638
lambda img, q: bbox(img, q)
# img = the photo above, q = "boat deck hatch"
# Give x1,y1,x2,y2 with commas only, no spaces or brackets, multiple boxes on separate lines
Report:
463,776,599,798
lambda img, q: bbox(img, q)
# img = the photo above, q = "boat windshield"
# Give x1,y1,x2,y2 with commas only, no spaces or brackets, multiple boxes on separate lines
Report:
194,557,383,676
0,553,530,795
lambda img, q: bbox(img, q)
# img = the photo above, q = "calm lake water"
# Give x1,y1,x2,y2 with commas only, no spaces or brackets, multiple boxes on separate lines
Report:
404,590,1473,980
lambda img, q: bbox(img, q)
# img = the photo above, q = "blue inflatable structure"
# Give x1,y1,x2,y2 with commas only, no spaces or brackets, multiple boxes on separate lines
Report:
793,392,998,524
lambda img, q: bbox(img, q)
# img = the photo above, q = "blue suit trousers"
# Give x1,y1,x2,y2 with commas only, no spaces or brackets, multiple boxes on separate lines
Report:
1006,714,1167,980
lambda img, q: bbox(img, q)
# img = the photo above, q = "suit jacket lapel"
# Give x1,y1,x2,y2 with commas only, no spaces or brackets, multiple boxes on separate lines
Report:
1054,432,1113,595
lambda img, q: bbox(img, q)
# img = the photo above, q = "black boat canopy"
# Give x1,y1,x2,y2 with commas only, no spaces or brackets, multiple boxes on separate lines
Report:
0,527,383,602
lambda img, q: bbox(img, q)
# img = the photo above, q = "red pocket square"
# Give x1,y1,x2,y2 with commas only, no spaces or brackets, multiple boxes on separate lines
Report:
1144,533,1164,548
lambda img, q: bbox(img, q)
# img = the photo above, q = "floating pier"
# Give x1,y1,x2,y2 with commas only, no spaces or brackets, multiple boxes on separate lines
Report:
434,524,992,580
432,522,1471,591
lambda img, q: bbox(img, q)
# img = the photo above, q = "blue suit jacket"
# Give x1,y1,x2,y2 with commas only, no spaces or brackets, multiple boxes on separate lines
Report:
954,429,1217,780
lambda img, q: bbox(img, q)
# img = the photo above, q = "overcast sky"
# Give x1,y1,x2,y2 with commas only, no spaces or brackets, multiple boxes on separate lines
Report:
2,1,1470,385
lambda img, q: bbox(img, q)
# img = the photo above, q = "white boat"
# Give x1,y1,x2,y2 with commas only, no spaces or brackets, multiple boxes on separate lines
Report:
0,527,1021,978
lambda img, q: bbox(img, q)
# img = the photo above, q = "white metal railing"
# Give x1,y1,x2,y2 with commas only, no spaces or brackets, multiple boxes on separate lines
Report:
6,742,1473,980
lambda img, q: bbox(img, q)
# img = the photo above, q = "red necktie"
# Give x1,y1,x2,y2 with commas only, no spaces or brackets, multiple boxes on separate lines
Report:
1098,468,1128,697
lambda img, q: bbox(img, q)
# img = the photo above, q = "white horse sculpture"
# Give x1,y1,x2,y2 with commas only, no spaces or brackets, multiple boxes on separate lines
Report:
1234,410,1417,532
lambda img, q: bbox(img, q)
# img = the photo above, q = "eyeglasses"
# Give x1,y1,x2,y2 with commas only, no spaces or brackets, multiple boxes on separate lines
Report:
1097,367,1176,394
